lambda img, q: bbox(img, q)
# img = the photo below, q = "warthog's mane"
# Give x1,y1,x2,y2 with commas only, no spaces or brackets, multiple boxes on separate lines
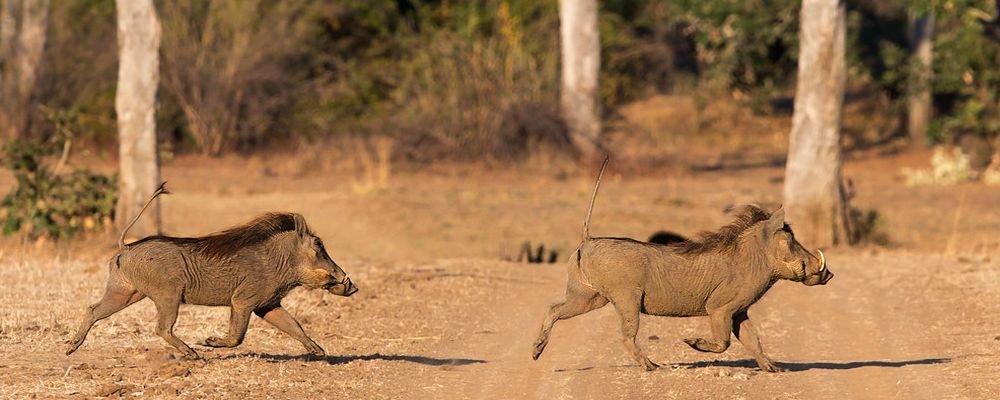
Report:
672,205,783,255
129,212,311,259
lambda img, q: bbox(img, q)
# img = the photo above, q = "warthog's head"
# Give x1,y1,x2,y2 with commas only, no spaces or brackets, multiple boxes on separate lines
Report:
762,208,834,286
294,220,358,297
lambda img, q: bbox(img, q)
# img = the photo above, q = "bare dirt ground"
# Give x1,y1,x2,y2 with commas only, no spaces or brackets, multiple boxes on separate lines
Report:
1,144,999,398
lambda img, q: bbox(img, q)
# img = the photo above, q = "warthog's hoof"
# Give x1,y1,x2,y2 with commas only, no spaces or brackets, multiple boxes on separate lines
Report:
202,336,232,348
757,359,784,373
683,337,723,353
639,357,660,371
307,346,326,357
531,340,548,360
65,341,82,356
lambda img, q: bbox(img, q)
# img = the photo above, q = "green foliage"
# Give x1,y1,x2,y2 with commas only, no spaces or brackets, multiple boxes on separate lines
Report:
0,138,117,240
669,0,800,90
929,0,1000,142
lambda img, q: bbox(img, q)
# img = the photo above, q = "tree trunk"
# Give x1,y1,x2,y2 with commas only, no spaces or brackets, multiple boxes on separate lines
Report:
0,0,17,130
783,0,850,248
0,0,47,140
115,0,162,238
0,0,17,66
908,9,934,150
558,0,602,160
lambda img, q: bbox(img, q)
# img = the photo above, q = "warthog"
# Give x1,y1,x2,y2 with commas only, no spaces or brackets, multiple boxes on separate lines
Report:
66,183,358,358
532,161,833,372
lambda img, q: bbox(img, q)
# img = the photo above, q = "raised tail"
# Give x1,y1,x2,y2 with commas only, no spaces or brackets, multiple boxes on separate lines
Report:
118,181,169,249
582,158,609,241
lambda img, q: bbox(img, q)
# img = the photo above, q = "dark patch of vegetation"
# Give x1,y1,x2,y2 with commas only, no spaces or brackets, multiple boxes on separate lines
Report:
1,136,117,240
848,207,891,246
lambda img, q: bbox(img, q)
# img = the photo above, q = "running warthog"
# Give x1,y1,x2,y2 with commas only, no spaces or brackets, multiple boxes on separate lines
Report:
531,161,833,372
66,183,358,358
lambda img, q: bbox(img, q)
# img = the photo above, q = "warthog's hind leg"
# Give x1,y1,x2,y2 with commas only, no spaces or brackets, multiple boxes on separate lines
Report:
65,280,145,355
684,310,733,353
732,311,783,372
203,305,252,349
532,281,608,360
612,295,659,371
255,306,325,356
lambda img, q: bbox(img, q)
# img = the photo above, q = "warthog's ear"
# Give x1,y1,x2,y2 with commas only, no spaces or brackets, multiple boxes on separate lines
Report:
292,214,310,239
764,207,785,236
301,268,330,289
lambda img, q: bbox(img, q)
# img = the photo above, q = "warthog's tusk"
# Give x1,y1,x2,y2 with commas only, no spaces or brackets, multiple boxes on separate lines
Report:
817,249,826,272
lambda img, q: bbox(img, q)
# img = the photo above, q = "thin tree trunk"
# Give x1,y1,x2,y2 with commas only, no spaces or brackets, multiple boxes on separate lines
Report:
783,0,850,248
0,0,17,66
0,0,47,140
0,0,18,140
115,0,162,238
559,0,602,160
908,9,934,150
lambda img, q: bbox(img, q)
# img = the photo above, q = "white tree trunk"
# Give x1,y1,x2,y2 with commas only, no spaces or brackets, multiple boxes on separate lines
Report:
783,0,850,248
559,0,601,160
115,0,162,238
0,0,47,140
908,10,934,150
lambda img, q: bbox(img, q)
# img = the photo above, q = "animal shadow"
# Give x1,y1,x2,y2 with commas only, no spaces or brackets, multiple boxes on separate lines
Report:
218,352,486,367
677,357,949,372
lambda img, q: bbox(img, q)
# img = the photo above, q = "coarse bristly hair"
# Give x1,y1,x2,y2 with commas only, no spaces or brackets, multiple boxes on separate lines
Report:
128,212,312,260
672,205,787,255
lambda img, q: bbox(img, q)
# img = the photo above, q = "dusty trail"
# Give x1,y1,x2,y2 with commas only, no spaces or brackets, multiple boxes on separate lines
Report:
422,251,998,399
0,250,996,399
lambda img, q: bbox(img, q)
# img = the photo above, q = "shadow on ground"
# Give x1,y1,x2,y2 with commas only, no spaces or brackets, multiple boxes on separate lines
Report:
554,357,949,373
217,352,486,366
676,357,949,372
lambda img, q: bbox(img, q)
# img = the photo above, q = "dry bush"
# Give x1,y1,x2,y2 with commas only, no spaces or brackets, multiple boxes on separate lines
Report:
903,146,978,185
350,136,393,195
159,0,314,155
387,25,567,162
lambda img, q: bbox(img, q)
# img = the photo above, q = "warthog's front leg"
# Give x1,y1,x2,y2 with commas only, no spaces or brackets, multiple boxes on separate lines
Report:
684,310,733,353
152,295,198,359
255,306,325,356
204,305,252,348
612,297,659,371
732,311,783,372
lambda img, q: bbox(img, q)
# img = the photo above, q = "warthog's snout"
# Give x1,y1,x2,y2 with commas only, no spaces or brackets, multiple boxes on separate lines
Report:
329,277,358,297
804,249,833,286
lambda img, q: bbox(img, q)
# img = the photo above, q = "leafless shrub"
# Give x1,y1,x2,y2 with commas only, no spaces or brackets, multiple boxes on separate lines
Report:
159,0,313,155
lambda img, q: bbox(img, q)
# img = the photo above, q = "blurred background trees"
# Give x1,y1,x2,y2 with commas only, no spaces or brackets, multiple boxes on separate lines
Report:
0,0,49,141
0,0,997,161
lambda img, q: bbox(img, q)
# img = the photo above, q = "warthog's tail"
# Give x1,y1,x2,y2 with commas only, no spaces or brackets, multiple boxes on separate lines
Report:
118,181,169,249
582,158,610,241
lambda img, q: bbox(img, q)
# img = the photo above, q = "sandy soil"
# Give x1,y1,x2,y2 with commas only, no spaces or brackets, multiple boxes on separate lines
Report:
0,151,998,399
